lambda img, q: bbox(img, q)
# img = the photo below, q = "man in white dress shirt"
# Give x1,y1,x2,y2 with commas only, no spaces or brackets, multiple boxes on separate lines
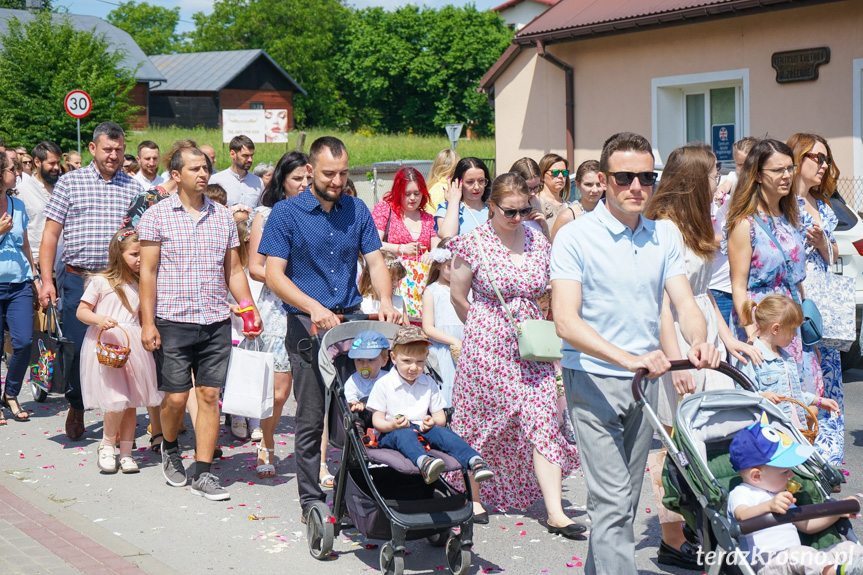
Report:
133,140,164,189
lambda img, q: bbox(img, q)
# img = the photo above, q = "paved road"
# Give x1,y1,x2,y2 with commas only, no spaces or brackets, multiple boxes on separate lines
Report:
2,371,863,575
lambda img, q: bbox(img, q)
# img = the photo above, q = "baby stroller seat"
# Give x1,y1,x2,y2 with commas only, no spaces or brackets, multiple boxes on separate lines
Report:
307,316,476,575
634,361,860,575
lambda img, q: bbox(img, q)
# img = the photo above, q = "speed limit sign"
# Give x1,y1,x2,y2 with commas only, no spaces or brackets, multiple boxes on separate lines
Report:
64,90,92,119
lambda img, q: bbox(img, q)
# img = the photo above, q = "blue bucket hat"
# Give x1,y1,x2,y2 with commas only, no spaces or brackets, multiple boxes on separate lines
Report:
729,412,815,472
348,330,390,359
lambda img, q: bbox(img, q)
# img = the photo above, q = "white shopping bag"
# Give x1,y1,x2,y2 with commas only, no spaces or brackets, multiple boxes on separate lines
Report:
222,339,274,419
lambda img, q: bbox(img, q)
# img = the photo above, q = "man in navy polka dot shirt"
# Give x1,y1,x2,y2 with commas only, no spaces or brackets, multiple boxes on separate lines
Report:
259,136,399,517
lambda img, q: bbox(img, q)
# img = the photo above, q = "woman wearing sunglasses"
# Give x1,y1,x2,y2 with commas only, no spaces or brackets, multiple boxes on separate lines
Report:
725,138,825,414
448,172,582,537
645,143,761,569
788,133,844,466
550,160,605,242
509,157,551,236
537,154,571,233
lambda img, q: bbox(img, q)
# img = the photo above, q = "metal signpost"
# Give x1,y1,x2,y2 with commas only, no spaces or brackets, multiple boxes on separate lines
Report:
445,123,463,150
64,90,92,155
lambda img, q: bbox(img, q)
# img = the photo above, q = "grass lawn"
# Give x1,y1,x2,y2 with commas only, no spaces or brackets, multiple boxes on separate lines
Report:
119,126,495,172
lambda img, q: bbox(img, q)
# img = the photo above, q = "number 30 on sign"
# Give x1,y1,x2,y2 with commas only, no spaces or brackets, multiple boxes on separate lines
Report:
64,90,92,119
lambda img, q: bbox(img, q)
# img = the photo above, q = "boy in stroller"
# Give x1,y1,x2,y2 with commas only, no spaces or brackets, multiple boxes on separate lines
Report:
728,413,863,574
367,325,494,485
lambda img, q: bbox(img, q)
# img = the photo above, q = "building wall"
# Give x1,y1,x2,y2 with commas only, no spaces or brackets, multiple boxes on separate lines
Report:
149,92,220,128
220,89,295,130
492,0,863,177
497,1,551,31
128,82,149,131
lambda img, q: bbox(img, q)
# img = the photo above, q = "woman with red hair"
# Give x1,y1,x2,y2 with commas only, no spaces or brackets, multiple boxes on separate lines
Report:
372,167,439,318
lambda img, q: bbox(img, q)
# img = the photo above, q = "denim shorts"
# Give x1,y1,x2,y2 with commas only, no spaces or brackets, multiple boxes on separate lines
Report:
154,318,231,393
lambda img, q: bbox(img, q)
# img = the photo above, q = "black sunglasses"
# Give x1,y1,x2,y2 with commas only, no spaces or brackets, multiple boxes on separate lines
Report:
603,171,659,186
499,206,534,219
803,152,832,167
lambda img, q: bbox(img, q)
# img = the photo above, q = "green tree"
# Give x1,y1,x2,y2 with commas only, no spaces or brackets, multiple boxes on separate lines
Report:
0,0,53,9
339,5,512,136
187,0,351,128
107,1,181,55
0,11,141,150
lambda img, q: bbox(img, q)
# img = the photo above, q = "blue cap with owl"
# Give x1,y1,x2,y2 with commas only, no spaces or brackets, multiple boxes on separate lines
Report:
729,412,815,472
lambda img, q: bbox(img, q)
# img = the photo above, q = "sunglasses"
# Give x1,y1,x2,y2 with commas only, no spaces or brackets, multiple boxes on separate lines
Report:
603,171,659,186
548,169,569,178
803,152,832,167
498,206,534,219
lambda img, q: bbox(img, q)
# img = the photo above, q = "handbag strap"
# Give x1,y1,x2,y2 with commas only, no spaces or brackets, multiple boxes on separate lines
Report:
382,206,392,243
751,215,802,307
471,228,518,331
0,196,15,249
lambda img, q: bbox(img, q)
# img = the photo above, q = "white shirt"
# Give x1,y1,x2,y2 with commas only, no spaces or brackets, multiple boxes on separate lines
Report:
133,171,165,189
345,369,388,403
709,171,738,293
209,168,263,208
361,295,406,320
366,370,446,426
727,482,800,558
16,175,51,255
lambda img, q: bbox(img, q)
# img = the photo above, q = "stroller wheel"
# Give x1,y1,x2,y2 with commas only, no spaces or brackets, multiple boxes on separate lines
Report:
445,535,471,575
306,501,334,560
30,381,48,403
427,529,451,547
379,541,404,575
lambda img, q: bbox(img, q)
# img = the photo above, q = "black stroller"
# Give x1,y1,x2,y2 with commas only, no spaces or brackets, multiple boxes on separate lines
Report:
304,316,475,575
634,360,860,575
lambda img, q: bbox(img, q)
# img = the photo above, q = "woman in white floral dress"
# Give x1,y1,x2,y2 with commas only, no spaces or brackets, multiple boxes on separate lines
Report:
450,173,581,537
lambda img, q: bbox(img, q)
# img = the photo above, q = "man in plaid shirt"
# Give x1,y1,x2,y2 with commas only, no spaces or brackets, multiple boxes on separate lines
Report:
38,122,144,441
138,146,262,501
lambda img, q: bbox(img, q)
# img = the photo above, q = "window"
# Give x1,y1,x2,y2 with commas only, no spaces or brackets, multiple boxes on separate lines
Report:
249,101,264,110
652,70,749,167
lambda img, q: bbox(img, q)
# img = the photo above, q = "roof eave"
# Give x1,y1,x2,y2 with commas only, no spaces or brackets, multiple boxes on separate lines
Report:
480,44,524,91
514,0,841,45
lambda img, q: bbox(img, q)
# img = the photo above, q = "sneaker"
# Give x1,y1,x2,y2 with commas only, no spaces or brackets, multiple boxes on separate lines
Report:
843,555,863,575
190,472,230,501
97,445,117,473
419,457,445,485
161,445,188,487
250,426,263,442
230,418,248,440
470,459,494,483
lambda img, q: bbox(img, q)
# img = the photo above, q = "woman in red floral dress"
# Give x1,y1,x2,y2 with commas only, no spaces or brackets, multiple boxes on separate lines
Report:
450,172,582,537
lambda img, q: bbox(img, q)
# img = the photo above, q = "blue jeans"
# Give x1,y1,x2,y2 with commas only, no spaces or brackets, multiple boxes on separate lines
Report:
0,282,33,398
61,271,88,410
379,423,478,468
710,289,733,326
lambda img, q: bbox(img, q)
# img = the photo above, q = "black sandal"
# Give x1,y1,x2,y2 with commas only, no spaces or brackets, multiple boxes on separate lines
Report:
2,395,29,421
150,433,164,454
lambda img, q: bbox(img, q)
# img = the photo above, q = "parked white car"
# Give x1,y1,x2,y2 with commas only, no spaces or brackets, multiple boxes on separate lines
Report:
828,193,863,371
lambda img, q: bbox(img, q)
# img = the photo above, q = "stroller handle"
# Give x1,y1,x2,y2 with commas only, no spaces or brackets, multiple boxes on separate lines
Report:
309,314,377,336
631,359,754,403
738,499,860,535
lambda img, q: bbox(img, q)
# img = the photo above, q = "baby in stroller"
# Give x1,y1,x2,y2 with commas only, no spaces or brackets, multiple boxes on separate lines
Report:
366,325,495,485
345,329,390,412
728,413,862,575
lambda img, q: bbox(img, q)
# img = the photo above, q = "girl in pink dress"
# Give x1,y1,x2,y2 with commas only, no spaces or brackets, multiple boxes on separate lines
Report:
77,229,162,474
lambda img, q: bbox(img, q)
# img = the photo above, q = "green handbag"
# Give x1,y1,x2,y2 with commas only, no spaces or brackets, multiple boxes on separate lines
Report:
474,233,563,363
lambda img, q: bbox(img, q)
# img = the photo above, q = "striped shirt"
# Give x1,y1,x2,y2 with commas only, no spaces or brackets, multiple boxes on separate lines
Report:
137,193,239,325
43,163,143,271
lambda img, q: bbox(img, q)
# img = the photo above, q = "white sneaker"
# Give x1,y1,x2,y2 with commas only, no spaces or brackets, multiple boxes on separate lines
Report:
230,417,248,440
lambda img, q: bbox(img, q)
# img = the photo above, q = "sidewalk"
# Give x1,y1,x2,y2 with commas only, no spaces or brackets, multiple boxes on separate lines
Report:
0,470,180,575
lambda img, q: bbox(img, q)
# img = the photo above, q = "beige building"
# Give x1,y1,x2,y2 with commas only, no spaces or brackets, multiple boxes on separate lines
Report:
481,0,863,202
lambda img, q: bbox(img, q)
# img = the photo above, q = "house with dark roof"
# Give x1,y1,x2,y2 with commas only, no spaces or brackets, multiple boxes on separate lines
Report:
491,0,559,31
148,50,306,130
0,8,166,130
481,0,863,186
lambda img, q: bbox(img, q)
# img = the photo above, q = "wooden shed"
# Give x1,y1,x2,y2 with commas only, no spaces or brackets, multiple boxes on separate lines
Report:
148,49,306,129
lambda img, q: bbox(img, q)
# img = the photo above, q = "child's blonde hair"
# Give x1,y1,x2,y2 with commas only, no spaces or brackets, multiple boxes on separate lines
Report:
741,294,803,330
537,291,551,306
392,341,431,358
93,228,140,315
235,218,251,270
359,251,406,298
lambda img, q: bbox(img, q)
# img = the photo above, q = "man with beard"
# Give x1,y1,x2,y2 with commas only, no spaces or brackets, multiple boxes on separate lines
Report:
133,140,164,189
259,136,400,520
39,122,144,441
17,141,63,263
208,135,262,208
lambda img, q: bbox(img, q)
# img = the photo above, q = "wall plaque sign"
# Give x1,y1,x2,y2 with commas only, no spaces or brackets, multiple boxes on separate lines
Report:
771,47,830,84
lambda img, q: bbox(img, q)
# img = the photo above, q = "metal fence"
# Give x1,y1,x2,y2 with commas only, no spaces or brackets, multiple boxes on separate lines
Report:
349,158,496,210
836,177,863,213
